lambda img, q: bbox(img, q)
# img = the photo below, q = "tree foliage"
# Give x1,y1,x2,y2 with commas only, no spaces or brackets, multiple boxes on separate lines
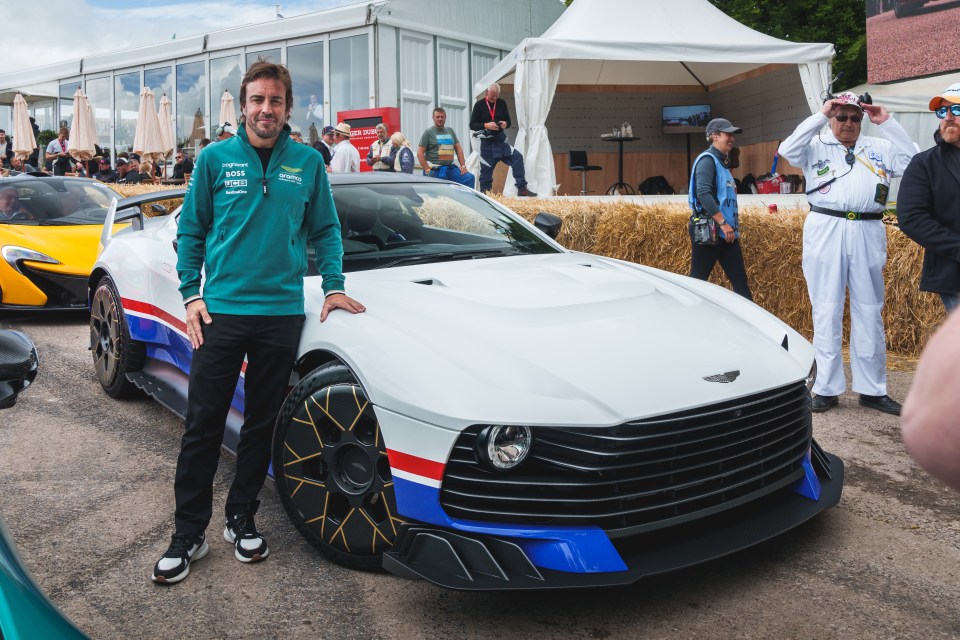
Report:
708,0,866,87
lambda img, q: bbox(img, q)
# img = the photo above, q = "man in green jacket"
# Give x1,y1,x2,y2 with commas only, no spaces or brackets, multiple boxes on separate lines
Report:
152,60,365,585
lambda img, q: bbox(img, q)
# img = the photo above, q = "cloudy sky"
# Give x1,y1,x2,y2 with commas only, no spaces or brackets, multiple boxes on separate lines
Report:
0,0,359,77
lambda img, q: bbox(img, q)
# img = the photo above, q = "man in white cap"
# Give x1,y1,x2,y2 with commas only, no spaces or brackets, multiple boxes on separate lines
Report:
329,122,359,173
779,92,916,415
897,83,960,314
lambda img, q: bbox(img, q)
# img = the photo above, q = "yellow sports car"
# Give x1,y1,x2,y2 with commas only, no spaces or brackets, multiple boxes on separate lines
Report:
0,176,122,310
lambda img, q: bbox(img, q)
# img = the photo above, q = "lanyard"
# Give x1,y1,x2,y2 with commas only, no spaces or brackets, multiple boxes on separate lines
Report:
853,151,887,180
487,100,497,122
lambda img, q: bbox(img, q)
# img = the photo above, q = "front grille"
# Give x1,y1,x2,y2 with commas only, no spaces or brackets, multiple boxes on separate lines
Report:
440,382,812,535
18,264,88,308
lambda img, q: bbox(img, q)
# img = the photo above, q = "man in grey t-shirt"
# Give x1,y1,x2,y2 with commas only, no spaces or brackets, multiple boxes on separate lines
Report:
417,107,475,187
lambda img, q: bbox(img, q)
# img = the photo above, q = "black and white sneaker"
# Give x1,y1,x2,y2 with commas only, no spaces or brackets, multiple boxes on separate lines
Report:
152,532,208,584
224,511,269,563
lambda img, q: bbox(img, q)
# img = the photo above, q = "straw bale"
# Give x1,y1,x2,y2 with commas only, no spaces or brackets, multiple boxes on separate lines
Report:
499,197,939,361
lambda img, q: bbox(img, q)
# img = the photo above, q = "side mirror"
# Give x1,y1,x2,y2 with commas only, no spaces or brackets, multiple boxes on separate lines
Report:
0,330,39,409
151,203,169,216
534,211,562,239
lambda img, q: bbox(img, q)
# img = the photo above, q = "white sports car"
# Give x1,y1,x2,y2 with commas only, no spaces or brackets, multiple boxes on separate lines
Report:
89,174,842,590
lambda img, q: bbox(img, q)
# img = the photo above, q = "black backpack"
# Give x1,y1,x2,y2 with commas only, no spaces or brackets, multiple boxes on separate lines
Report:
638,175,675,195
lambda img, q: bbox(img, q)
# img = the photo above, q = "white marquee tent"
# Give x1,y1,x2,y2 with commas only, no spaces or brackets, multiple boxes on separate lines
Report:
474,0,835,195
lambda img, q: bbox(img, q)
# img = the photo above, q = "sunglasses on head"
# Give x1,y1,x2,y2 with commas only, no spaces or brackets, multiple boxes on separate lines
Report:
935,104,960,119
835,114,862,123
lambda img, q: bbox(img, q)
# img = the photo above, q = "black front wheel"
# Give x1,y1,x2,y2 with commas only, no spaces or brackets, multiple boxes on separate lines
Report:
272,363,400,571
89,275,145,399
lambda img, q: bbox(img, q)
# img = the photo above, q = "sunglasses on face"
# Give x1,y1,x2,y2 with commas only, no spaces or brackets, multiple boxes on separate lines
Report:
935,104,960,119
835,115,862,123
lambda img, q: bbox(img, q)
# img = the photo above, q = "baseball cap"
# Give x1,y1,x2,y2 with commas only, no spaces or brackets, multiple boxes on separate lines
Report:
321,125,335,135
928,83,960,110
832,92,864,112
705,118,742,135
98,158,109,165
115,158,128,166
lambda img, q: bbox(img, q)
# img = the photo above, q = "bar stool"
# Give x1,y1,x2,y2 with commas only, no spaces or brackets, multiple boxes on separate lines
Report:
568,150,602,196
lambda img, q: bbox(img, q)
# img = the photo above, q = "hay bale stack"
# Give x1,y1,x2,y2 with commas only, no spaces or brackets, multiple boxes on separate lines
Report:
107,184,184,217
500,197,942,358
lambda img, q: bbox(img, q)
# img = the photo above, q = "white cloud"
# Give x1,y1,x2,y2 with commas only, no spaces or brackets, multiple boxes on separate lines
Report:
0,0,356,78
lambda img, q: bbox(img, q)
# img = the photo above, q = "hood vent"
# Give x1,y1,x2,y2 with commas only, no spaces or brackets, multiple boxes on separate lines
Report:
413,278,445,287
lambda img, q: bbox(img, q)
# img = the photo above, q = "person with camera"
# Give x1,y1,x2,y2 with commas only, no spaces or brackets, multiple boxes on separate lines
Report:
469,83,536,196
45,127,73,176
778,92,916,415
687,118,752,301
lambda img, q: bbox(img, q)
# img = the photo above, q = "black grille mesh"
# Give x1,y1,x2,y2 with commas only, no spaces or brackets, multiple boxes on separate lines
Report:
440,382,812,535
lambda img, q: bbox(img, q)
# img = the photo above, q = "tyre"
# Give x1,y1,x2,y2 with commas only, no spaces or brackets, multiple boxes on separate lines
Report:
89,275,145,398
273,363,399,571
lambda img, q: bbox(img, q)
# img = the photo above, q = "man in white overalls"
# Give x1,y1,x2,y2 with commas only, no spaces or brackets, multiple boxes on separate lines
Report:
779,92,916,415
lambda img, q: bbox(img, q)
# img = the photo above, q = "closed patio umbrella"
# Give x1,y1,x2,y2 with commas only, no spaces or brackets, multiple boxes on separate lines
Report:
132,86,164,166
157,94,175,178
218,89,236,127
158,94,175,157
190,108,206,146
12,93,36,162
68,88,97,162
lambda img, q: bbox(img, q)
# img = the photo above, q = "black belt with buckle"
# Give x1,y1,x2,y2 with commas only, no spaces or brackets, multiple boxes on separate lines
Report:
810,205,883,221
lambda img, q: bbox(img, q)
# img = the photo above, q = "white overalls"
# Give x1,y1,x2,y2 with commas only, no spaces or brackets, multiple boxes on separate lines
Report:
779,113,916,396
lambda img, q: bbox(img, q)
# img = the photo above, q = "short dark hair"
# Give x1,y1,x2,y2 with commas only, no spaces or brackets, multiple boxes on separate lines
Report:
240,59,293,119
433,107,446,116
0,129,5,134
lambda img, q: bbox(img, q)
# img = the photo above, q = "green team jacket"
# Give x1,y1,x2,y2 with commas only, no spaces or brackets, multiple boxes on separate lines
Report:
176,124,344,315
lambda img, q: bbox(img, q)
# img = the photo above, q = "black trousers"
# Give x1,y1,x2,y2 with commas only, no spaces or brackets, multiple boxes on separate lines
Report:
690,235,753,301
174,313,304,535
478,136,527,192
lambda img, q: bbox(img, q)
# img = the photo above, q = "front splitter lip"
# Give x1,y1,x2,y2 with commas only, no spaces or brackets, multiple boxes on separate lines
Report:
383,452,844,591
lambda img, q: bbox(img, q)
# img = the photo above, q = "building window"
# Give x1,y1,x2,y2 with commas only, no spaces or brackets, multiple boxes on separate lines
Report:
247,48,280,68
287,41,325,143
59,81,81,130
85,77,110,154
30,103,55,134
114,72,140,157
211,55,242,126
177,60,206,150
145,67,173,110
330,34,369,121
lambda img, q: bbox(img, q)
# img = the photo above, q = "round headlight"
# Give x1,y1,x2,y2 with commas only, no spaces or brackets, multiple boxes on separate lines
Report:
805,360,817,392
476,425,532,471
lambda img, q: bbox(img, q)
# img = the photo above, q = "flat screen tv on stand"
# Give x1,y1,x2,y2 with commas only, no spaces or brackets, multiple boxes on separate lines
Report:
663,104,711,179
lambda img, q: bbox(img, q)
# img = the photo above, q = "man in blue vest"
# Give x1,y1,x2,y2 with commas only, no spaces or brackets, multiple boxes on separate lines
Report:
687,117,752,301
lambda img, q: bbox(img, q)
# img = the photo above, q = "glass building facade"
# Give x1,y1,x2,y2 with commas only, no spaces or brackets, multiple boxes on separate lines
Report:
13,12,509,168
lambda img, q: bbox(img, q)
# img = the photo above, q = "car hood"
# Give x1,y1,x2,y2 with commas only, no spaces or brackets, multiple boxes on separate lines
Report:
302,252,812,428
0,223,108,275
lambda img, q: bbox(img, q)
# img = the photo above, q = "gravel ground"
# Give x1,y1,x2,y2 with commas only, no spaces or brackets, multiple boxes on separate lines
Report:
867,1,960,83
0,312,957,639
